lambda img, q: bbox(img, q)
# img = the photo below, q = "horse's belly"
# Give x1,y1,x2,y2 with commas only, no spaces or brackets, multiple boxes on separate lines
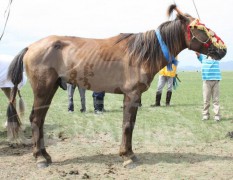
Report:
77,67,125,93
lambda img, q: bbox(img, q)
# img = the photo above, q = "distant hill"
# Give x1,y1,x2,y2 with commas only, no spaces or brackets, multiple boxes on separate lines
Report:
179,61,233,71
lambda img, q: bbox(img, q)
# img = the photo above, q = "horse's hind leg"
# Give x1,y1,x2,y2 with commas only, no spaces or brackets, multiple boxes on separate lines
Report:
30,78,59,168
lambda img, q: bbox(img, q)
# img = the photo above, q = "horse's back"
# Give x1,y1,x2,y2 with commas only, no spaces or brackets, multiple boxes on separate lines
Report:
28,35,121,49
23,34,143,93
25,34,125,70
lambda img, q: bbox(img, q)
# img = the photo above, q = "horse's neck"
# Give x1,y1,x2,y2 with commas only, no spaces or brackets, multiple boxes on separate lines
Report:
159,23,187,56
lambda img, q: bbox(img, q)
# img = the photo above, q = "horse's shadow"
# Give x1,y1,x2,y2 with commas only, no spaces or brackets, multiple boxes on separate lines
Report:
0,123,61,157
0,130,7,139
169,103,200,107
0,125,32,156
221,117,233,122
55,152,233,166
0,140,32,156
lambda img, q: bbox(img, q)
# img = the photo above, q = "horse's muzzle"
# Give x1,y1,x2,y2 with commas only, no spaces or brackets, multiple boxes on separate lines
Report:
208,46,227,60
218,48,227,59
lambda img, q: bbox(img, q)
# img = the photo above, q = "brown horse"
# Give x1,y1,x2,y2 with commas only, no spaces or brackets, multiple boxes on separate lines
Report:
7,4,226,168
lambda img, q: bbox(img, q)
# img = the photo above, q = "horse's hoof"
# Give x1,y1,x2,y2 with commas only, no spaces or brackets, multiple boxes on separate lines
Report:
123,155,140,169
37,161,48,168
36,157,49,168
37,162,48,168
46,158,52,164
41,149,52,164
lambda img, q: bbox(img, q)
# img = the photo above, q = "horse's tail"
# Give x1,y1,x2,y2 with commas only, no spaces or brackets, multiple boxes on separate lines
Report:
18,90,25,120
7,48,28,141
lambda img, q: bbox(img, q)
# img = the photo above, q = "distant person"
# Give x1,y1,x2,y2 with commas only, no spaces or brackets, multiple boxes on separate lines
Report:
67,83,86,113
93,91,105,114
151,63,178,107
196,52,221,121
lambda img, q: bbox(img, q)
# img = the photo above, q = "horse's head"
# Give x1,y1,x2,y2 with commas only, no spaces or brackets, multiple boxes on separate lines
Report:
168,4,227,60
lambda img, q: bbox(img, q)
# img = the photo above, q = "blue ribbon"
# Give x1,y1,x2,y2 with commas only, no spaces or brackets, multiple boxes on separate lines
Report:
155,30,178,71
173,77,178,90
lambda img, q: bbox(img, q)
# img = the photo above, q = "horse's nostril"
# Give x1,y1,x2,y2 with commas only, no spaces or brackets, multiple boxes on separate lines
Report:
221,49,227,56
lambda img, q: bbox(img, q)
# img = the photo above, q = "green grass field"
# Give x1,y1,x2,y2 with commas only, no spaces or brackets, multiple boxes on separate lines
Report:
1,71,233,145
1,71,233,179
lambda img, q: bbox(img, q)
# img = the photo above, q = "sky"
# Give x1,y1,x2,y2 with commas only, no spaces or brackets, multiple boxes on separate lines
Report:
0,0,232,68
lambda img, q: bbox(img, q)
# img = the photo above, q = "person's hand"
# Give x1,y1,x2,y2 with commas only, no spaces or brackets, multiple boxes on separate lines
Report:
195,52,200,57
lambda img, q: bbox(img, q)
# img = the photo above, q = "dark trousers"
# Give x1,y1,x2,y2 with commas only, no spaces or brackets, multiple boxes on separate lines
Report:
92,92,105,111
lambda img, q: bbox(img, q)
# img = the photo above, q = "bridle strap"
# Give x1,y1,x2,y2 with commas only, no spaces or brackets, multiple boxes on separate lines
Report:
190,28,210,44
188,27,211,50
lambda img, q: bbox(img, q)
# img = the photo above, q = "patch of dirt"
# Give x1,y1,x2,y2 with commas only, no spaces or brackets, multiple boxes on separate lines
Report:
1,132,233,179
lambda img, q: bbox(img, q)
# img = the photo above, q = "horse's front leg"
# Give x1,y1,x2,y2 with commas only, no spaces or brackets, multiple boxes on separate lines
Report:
120,93,140,168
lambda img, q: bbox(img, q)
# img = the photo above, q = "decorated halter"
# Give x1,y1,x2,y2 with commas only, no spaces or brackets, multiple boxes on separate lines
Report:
187,19,226,50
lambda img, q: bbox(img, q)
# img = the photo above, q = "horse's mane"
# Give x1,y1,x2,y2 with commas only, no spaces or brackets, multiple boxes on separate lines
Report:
159,20,186,57
116,19,185,72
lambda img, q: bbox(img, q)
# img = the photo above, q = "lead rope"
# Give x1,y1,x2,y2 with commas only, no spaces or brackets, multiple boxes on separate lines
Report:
173,0,201,20
0,0,13,41
192,0,201,20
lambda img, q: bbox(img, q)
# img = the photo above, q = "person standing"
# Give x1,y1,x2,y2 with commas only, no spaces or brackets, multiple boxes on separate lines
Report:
151,64,177,107
67,83,86,113
93,91,105,114
196,52,221,121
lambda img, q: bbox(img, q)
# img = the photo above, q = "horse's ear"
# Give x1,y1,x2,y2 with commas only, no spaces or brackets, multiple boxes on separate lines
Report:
167,4,177,17
167,4,190,23
176,14,190,23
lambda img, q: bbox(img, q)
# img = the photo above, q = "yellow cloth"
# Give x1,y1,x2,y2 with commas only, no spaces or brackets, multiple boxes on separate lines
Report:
159,64,177,77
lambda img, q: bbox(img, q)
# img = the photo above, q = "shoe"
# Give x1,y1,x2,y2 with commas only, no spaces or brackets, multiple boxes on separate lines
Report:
214,116,220,121
68,110,74,113
202,115,209,121
80,108,86,113
150,104,160,107
94,110,103,114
